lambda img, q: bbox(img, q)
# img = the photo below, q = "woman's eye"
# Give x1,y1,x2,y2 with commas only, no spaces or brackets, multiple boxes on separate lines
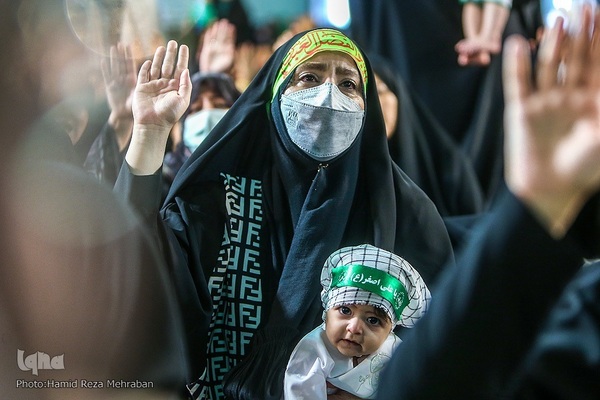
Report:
340,80,357,91
299,73,318,83
339,306,352,315
366,316,381,326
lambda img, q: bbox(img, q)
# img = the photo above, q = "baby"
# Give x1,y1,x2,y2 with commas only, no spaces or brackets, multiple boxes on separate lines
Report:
283,244,431,399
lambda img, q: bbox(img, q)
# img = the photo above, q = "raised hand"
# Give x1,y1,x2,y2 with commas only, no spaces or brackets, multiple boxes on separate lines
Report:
102,43,136,121
126,40,191,175
503,7,600,237
102,42,136,149
133,40,191,129
199,19,236,73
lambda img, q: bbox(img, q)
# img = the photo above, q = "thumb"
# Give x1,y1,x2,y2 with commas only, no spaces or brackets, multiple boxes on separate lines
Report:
178,68,192,104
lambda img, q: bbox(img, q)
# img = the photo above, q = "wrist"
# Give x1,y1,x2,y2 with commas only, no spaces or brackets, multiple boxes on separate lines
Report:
108,111,133,128
125,124,170,175
108,114,134,151
519,190,588,239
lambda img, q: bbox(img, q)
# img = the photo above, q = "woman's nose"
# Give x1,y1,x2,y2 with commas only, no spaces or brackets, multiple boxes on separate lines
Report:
323,76,335,85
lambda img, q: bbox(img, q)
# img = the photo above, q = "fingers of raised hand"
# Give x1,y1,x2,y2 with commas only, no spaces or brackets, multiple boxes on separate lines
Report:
109,45,122,78
161,40,178,79
503,35,532,104
123,44,135,84
204,20,218,44
589,11,600,87
220,19,236,44
541,5,600,90
142,41,189,86
101,57,110,85
102,43,129,84
137,59,152,85
150,45,166,81
147,41,188,81
564,4,594,87
101,45,119,83
205,19,235,46
175,44,189,79
110,43,135,82
536,17,565,91
178,68,193,103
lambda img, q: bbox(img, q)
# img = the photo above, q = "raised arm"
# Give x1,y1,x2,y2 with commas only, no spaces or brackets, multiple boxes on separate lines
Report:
125,40,192,175
377,9,600,400
503,9,600,237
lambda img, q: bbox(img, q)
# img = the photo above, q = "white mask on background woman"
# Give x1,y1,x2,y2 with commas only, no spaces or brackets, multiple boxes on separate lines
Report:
183,108,228,152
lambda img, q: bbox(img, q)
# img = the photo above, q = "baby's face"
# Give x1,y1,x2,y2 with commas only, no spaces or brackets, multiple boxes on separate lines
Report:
325,304,392,358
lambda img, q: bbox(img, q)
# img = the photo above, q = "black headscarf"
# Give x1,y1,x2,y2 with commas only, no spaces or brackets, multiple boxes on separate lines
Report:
370,53,485,217
184,72,241,121
163,28,455,396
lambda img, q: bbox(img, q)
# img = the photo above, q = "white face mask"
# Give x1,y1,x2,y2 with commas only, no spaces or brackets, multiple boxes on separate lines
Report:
280,82,364,162
183,108,228,152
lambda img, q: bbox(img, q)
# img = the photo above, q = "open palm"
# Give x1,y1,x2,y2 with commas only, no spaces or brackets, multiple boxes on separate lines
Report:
102,43,136,118
199,19,236,73
503,8,600,235
132,40,192,129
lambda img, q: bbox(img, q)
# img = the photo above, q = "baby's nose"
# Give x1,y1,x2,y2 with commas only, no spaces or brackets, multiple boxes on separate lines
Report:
346,317,364,334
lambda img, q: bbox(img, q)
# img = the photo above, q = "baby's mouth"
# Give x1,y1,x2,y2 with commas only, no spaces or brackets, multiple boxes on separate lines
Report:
340,338,361,348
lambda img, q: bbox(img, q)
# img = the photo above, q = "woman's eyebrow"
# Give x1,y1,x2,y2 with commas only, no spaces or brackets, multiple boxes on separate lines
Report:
335,65,360,80
296,61,328,72
298,61,359,76
297,62,360,79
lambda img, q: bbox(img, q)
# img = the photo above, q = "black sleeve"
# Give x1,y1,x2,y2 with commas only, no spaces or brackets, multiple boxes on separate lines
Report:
114,162,212,380
114,161,163,229
567,193,600,259
377,190,587,399
507,261,600,400
83,122,124,186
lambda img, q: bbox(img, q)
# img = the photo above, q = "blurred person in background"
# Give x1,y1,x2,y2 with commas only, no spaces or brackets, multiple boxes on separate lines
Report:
0,1,190,399
378,10,600,399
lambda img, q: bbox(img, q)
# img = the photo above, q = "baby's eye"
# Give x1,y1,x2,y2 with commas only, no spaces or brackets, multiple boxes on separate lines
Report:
339,306,352,315
366,316,381,326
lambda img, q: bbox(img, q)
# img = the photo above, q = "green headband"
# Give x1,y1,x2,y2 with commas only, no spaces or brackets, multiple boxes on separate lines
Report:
272,28,368,101
330,264,409,321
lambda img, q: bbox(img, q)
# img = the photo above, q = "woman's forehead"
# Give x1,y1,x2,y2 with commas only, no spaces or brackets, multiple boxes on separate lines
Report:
271,29,368,100
296,51,361,78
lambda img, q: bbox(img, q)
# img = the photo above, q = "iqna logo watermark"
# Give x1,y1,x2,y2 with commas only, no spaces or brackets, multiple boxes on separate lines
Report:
17,349,64,376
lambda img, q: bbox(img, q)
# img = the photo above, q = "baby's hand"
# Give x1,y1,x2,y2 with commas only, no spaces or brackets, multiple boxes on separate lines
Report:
326,382,361,399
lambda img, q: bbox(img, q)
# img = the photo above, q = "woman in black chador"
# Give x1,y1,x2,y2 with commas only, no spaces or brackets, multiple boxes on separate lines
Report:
116,28,455,399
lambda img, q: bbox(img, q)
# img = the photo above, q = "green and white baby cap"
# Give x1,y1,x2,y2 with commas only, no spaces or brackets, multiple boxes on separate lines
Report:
320,244,431,328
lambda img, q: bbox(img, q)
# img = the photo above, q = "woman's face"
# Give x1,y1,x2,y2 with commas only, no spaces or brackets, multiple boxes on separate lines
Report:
188,88,229,114
284,51,365,110
375,74,398,139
